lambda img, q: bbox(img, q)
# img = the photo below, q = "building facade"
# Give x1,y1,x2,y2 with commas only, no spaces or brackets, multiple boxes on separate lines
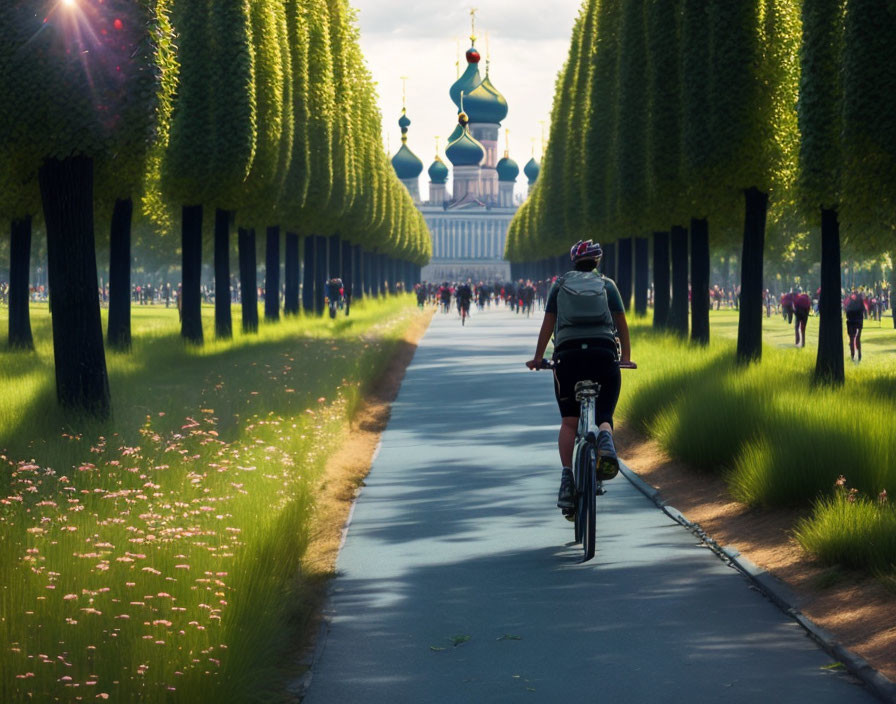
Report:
391,23,539,283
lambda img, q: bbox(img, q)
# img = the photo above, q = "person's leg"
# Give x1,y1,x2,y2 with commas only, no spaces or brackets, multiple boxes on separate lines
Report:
847,321,856,359
559,417,577,468
795,315,801,345
856,325,862,361
801,317,808,346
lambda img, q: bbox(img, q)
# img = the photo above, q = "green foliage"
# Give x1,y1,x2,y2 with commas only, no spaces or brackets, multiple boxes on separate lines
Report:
0,1,166,212
797,0,845,218
796,487,896,575
645,0,685,226
585,0,621,232
840,0,896,238
615,0,649,230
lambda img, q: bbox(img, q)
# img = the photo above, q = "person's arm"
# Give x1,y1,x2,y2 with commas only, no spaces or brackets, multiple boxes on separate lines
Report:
526,313,556,369
613,311,631,363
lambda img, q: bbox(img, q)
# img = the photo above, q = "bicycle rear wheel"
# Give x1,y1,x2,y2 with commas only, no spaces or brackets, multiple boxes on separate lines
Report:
579,443,597,562
572,439,586,543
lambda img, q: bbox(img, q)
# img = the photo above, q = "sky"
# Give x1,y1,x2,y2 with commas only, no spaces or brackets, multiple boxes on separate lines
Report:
350,0,584,201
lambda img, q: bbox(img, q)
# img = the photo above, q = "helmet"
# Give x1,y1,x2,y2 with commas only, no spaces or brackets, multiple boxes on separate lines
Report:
570,239,603,263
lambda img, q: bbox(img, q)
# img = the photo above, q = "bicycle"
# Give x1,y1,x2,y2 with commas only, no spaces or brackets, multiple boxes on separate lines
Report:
537,357,637,563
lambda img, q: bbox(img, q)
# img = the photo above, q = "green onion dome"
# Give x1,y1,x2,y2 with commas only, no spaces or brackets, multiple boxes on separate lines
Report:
496,151,519,182
524,157,541,184
464,73,508,125
391,109,423,180
428,156,449,184
446,121,464,144
450,46,483,109
446,112,486,167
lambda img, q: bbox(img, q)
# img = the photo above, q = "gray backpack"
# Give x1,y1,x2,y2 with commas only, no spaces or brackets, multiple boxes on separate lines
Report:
553,271,617,348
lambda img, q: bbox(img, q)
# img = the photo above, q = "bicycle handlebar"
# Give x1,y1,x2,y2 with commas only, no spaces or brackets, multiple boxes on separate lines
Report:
530,359,638,370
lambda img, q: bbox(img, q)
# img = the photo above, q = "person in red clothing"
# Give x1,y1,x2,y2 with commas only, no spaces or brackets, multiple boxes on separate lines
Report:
793,287,811,347
781,290,794,324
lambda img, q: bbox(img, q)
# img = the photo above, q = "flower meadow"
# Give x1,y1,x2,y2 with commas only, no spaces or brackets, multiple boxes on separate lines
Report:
0,298,421,703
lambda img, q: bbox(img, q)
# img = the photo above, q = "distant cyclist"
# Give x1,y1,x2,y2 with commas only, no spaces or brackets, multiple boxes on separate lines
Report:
526,240,632,517
325,277,344,318
456,280,473,322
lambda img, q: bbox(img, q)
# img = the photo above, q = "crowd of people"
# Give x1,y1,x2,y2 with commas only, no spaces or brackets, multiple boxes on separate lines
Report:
415,279,558,320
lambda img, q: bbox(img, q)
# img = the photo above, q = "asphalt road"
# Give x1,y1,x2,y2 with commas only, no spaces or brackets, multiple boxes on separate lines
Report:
303,307,875,704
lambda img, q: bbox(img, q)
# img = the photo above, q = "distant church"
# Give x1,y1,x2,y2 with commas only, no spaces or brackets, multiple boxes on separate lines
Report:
391,17,540,283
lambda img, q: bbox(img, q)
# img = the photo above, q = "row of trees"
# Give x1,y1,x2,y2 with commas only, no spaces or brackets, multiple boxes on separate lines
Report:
506,0,895,384
0,0,430,417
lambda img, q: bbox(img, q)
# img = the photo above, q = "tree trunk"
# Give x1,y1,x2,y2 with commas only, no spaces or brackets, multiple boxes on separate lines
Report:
690,218,710,346
352,245,363,302
284,232,300,315
238,228,259,333
328,235,341,279
265,226,280,321
616,237,633,311
736,187,768,364
669,225,689,337
9,216,34,350
602,242,616,281
653,231,670,329
890,249,896,329
634,237,649,317
814,208,844,385
38,155,110,417
106,198,132,350
214,208,233,339
181,205,204,344
302,236,315,314
342,240,353,314
314,235,327,314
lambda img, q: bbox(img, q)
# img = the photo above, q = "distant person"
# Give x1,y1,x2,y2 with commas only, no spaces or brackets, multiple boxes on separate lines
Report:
781,290,794,324
793,287,811,348
844,290,866,363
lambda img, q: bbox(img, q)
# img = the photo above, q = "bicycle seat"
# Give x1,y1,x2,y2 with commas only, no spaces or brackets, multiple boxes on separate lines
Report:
574,380,600,399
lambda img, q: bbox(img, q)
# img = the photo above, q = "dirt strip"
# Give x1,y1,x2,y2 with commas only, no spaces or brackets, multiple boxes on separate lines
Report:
615,426,896,682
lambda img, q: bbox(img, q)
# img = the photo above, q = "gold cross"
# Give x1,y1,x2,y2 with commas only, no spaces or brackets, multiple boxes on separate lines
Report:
400,76,409,110
470,7,478,43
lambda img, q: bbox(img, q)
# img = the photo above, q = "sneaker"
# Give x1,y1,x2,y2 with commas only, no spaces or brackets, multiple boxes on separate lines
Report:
596,430,620,481
557,467,575,510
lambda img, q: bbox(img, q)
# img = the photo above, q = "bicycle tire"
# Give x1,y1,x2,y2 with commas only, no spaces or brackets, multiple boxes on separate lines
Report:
582,447,596,562
573,439,589,544
572,440,582,543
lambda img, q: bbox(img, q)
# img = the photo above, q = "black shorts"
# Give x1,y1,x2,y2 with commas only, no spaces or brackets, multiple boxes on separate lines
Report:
552,343,620,424
846,318,863,334
795,310,809,322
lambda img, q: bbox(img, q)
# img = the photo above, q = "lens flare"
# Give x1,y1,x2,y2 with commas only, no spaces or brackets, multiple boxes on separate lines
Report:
60,0,77,7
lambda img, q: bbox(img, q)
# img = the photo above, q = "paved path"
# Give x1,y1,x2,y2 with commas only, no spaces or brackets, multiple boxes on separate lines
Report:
304,309,874,703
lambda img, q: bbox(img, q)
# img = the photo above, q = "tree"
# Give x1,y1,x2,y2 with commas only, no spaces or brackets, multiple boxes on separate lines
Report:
798,0,846,384
1,0,172,416
708,0,800,363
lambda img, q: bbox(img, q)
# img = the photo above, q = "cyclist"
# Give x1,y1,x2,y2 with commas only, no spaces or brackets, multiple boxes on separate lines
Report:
456,279,473,321
325,277,344,318
439,282,452,314
526,240,632,516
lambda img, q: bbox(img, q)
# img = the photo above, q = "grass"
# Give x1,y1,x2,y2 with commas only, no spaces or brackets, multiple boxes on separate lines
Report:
0,297,423,703
620,308,896,576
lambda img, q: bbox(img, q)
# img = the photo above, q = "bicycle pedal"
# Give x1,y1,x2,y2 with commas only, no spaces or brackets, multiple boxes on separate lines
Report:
596,487,606,496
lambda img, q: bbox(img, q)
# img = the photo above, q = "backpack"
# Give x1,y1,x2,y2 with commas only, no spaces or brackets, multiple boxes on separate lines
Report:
553,271,617,348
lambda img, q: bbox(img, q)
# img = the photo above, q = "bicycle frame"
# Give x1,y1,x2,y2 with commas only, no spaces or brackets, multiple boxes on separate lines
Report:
573,381,604,493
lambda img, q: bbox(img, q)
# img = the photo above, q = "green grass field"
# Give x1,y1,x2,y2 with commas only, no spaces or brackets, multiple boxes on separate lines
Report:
620,308,896,579
0,298,421,703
